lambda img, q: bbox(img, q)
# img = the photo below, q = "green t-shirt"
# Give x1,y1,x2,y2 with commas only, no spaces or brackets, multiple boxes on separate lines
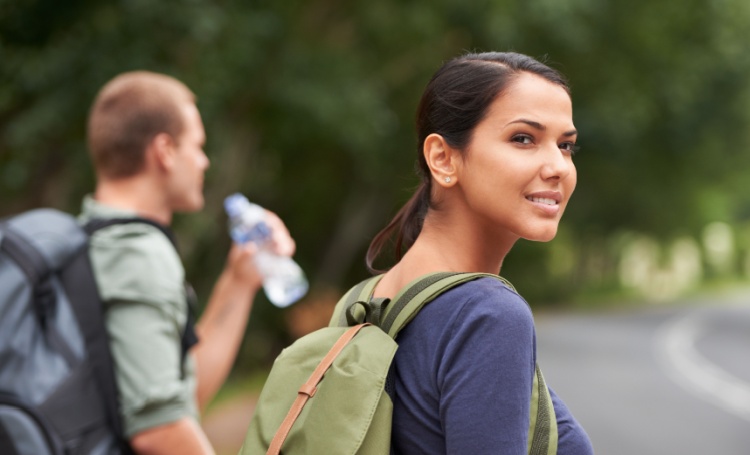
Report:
79,196,198,437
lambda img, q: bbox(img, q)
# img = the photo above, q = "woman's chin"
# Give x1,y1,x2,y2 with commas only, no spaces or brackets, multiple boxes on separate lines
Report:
523,227,559,243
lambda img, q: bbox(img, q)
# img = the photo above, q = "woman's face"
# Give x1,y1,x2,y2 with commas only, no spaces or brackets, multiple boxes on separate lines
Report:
455,72,577,243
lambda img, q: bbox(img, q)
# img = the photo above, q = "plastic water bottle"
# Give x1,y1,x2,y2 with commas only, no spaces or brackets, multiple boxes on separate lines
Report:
224,193,308,307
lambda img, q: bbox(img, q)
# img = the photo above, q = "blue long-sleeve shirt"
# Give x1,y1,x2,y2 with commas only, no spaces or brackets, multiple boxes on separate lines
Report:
390,277,594,454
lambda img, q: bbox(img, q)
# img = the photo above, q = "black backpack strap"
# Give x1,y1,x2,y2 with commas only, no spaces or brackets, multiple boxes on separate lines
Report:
59,249,134,454
180,282,200,379
84,217,179,248
0,403,21,455
0,223,47,285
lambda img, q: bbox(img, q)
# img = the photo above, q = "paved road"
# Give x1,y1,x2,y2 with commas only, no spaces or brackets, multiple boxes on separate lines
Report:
536,291,750,455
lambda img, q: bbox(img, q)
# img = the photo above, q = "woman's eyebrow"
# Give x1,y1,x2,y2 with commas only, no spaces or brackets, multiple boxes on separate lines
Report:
506,119,578,137
506,119,545,130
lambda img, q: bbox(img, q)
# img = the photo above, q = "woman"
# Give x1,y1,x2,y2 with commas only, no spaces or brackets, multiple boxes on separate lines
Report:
367,52,594,454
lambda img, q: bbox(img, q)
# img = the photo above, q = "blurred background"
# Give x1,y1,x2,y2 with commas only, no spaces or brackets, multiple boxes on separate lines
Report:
3,0,750,453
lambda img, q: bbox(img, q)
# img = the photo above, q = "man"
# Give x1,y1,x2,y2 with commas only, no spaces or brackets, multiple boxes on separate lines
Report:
79,71,293,454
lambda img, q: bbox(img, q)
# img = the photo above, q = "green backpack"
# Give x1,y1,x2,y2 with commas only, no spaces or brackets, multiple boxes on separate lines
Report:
239,272,558,455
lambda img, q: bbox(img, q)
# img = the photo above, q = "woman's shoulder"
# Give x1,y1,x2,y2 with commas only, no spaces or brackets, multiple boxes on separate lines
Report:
457,275,522,297
447,276,532,317
416,276,535,338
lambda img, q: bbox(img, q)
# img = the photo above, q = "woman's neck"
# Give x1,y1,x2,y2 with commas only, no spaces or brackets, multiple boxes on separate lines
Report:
372,211,518,299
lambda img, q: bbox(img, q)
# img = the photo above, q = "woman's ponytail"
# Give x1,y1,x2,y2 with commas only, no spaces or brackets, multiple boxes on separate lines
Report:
365,181,430,273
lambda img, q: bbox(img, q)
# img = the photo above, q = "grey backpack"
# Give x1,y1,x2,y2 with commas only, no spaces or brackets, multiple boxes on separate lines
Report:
0,208,132,455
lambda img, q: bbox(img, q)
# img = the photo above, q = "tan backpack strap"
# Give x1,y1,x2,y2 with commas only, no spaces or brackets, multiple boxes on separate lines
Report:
267,323,371,455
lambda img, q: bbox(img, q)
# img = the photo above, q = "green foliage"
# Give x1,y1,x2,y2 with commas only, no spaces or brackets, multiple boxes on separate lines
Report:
4,0,750,369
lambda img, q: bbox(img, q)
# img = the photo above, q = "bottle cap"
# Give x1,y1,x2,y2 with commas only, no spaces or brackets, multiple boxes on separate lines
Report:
224,193,250,218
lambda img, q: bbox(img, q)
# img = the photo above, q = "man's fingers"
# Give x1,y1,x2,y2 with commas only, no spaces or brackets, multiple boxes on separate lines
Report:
263,210,296,256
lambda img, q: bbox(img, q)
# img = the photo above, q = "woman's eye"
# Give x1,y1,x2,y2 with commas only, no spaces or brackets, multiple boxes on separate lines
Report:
512,134,533,145
560,142,580,155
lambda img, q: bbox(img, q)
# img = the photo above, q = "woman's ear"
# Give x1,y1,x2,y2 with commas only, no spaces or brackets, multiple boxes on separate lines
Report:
423,133,458,187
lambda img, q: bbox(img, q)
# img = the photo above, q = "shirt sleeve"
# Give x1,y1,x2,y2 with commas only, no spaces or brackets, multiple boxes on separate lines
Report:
549,387,595,455
438,285,537,454
105,299,195,436
88,224,197,437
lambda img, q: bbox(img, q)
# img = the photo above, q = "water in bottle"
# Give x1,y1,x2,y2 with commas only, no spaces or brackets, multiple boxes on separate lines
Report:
224,193,308,307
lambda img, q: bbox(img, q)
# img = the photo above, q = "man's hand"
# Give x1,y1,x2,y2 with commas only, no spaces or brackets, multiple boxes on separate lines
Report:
224,242,262,290
193,208,298,410
264,209,296,257
223,209,296,288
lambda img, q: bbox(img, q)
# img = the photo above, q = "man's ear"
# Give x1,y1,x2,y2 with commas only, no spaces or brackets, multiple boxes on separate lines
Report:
148,133,177,172
423,133,459,187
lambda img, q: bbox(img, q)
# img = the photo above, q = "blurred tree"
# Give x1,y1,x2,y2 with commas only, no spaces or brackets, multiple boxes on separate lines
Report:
3,0,750,368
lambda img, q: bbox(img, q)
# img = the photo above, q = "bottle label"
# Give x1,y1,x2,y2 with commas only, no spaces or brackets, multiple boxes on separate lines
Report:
232,221,272,245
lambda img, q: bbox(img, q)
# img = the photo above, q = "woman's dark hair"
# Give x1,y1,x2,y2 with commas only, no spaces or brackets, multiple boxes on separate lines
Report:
366,52,570,273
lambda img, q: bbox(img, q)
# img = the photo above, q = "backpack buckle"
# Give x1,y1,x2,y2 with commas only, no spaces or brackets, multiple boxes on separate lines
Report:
34,278,56,328
345,298,390,327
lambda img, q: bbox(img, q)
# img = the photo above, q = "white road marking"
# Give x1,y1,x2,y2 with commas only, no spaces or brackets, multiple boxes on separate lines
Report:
655,311,750,423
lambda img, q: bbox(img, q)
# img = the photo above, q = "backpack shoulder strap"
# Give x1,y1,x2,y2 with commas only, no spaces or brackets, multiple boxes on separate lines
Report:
0,222,49,286
61,241,134,454
84,216,179,249
529,365,558,455
381,272,503,338
330,272,512,335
